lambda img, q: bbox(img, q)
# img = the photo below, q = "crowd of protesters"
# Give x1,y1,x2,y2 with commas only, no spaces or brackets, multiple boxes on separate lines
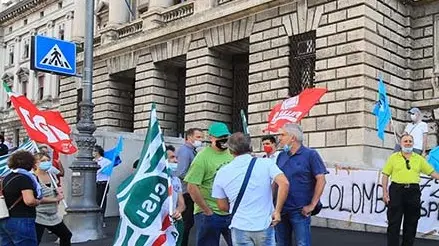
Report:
1,107,439,246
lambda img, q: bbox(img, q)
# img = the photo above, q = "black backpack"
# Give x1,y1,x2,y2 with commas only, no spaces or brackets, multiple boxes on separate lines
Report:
0,143,8,156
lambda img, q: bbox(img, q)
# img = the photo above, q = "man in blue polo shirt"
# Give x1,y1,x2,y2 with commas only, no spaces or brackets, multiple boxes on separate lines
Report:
275,123,328,246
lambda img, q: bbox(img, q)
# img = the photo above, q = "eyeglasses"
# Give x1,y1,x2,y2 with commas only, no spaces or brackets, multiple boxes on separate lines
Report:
405,159,411,170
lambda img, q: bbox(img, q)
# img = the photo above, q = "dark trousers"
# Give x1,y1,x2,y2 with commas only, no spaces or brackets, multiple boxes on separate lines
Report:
36,221,72,246
194,213,232,246
181,193,194,246
96,181,109,217
387,183,421,246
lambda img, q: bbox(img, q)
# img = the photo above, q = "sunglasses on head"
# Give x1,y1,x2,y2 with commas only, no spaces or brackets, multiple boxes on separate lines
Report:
405,159,411,170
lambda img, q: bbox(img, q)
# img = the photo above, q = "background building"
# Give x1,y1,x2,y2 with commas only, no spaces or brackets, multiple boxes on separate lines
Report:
61,0,439,168
0,0,74,147
1,0,439,236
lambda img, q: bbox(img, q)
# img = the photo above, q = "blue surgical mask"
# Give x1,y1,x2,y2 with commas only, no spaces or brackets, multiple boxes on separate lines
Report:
168,162,178,172
283,145,291,152
39,161,52,171
402,147,413,153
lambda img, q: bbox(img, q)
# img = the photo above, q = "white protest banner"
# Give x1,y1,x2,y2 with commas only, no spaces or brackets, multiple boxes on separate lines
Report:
317,168,439,234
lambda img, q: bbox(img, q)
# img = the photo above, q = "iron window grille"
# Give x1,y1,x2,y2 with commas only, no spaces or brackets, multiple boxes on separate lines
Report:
289,31,316,97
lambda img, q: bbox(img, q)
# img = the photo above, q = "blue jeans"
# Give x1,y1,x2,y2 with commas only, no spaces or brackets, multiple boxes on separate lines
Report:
194,213,232,246
0,217,37,246
231,227,275,246
275,210,311,246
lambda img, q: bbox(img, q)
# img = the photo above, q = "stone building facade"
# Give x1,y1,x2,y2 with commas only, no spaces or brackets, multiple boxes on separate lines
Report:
0,0,74,147
60,0,439,170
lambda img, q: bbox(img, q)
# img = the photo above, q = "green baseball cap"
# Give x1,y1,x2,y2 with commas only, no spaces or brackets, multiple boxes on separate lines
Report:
208,122,231,138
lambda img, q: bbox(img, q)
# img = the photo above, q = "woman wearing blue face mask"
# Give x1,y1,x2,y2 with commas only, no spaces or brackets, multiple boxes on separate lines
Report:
166,145,186,246
33,153,72,246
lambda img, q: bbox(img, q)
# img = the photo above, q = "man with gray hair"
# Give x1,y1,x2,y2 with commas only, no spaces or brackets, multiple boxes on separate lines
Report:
212,132,289,246
275,123,328,246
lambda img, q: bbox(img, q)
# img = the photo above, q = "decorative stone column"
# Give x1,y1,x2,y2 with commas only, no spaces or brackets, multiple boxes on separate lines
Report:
108,0,130,26
13,37,20,94
194,0,216,12
72,0,86,42
65,11,74,41
0,42,6,109
149,0,174,9
29,28,38,102
44,21,55,100
141,0,174,30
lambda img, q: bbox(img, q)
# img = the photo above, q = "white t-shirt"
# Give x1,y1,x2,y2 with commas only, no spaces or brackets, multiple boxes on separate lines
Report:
171,176,182,209
404,121,428,150
212,154,283,231
96,157,112,182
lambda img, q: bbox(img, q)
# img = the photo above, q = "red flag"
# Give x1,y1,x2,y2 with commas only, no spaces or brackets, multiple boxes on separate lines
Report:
4,82,77,154
265,88,327,132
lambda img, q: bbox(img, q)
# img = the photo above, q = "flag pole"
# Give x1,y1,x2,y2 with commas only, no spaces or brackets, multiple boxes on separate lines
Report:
100,179,110,208
48,171,68,208
390,117,398,144
165,143,174,220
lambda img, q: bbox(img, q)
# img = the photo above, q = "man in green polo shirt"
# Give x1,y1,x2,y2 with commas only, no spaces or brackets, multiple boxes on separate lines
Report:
184,122,233,246
382,134,439,246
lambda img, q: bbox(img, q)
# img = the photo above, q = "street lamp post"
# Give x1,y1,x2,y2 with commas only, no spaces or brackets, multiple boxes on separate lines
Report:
64,0,103,242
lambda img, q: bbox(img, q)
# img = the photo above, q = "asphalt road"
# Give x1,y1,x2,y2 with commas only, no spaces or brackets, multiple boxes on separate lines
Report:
41,217,435,246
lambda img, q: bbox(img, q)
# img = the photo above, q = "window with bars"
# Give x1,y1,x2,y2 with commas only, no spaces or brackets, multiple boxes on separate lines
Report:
231,54,249,133
38,75,45,100
289,31,316,97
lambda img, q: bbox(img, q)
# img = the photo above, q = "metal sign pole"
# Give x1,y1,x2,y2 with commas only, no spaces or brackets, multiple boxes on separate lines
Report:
64,0,103,242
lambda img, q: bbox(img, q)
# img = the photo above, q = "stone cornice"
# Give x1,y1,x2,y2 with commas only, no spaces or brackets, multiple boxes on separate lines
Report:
400,0,438,5
79,0,292,62
0,0,58,24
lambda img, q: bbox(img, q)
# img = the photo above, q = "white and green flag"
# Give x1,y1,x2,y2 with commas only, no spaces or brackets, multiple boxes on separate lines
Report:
0,139,36,176
113,103,177,246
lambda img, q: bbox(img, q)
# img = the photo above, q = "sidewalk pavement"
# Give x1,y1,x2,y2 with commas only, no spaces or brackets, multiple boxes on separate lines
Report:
41,216,435,246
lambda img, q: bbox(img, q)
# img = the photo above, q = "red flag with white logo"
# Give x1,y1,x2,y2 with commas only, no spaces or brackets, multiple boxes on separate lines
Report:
3,81,77,154
265,88,327,132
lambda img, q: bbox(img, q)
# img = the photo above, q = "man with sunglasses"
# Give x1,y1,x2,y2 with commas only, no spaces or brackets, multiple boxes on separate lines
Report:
382,134,439,246
184,122,234,246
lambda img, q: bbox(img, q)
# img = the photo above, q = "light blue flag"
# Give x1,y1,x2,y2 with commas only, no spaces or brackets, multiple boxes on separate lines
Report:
100,136,123,176
372,76,391,141
428,146,439,172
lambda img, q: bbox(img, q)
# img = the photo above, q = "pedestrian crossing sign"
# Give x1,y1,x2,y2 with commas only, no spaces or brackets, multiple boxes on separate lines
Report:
30,35,76,76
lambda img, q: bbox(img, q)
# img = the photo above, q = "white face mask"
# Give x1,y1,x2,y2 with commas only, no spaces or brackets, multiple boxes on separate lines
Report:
410,114,417,122
168,162,178,172
193,140,202,148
